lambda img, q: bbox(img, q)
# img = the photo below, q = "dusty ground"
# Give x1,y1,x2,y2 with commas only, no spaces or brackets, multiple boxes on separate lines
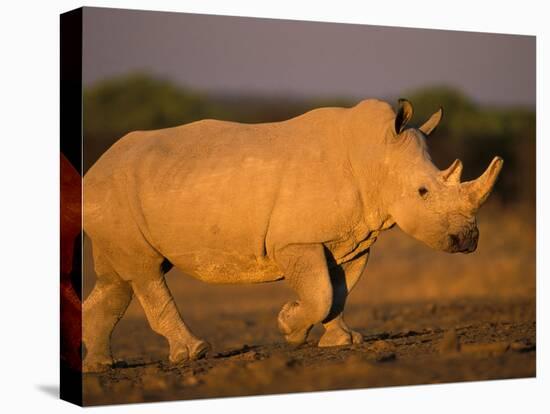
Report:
81,205,536,406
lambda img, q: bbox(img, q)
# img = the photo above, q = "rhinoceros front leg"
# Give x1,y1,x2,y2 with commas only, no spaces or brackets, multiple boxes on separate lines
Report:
131,275,211,364
319,251,369,347
275,244,333,345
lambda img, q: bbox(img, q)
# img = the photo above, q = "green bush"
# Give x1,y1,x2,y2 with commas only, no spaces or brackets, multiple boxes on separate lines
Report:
83,74,535,205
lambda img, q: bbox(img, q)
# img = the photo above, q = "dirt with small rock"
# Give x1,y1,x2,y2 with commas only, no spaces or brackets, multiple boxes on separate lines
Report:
82,297,535,405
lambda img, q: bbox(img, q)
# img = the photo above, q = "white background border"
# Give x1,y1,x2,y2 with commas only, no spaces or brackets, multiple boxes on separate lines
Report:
0,0,546,412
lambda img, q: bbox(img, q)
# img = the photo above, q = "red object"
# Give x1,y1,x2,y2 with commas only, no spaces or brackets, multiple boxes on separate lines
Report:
60,153,82,371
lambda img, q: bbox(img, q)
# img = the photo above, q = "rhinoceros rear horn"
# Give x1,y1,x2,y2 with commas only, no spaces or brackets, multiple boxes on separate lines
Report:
463,156,504,207
395,98,413,134
419,107,443,136
441,158,463,183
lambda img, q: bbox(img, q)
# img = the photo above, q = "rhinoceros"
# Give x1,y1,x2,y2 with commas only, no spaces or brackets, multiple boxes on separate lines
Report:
82,98,503,372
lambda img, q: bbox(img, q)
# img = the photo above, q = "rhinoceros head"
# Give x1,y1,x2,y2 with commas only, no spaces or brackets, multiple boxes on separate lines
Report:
385,99,503,253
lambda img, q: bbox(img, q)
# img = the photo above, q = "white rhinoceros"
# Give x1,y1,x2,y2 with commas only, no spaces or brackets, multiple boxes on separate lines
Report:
82,98,503,372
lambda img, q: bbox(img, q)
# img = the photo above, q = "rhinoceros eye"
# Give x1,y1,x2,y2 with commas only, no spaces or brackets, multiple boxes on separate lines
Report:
418,186,429,198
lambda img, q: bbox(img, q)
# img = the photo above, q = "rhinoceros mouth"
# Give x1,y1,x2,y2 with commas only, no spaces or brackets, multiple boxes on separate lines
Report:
457,244,477,254
447,227,479,254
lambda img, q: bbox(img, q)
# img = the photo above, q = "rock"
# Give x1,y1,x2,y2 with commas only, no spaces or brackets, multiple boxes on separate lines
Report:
438,328,461,354
247,353,290,372
371,340,396,353
369,340,396,362
510,341,536,353
461,342,510,356
242,350,265,361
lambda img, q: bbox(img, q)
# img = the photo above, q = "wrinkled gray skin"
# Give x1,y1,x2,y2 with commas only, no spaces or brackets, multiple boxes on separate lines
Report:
82,99,503,372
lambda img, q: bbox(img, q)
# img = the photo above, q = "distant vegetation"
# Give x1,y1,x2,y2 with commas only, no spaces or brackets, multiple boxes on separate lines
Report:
84,73,535,205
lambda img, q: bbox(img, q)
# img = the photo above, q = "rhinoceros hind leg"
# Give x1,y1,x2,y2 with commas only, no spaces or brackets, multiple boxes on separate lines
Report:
319,251,369,347
276,244,333,345
131,273,211,364
82,271,133,373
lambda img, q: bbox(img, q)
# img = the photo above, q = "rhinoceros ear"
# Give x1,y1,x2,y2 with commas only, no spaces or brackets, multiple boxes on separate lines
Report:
395,99,414,134
419,107,443,136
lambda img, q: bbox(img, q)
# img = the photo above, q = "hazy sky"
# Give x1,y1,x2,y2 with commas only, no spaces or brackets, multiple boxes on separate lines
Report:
83,7,535,106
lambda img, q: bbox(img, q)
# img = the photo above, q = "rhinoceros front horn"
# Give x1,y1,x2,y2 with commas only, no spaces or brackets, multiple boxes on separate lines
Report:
463,156,504,207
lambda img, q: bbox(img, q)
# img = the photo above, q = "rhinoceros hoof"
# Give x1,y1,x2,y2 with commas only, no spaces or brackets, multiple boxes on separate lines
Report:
278,301,298,331
83,356,113,373
283,328,311,346
169,340,211,364
278,301,312,345
318,329,363,347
